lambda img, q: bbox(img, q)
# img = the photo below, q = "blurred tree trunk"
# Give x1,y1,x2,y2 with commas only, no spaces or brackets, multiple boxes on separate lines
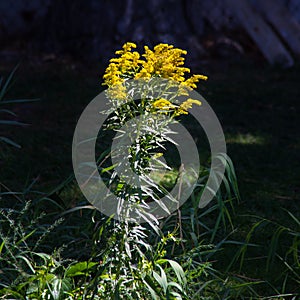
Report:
1,0,300,65
38,0,206,64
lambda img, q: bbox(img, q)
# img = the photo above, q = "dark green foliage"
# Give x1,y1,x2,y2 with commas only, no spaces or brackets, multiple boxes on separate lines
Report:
0,62,299,299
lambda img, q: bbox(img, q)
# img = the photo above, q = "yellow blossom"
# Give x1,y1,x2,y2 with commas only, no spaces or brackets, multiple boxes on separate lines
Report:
107,84,127,101
135,44,190,82
181,74,208,89
175,98,202,115
103,42,143,87
102,42,208,106
152,152,163,159
103,63,123,86
152,98,175,110
115,42,137,55
181,98,202,109
134,68,151,79
110,51,142,74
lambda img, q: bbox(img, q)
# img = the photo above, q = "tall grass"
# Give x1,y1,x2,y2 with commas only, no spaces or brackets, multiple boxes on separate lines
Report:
229,209,300,297
0,66,38,148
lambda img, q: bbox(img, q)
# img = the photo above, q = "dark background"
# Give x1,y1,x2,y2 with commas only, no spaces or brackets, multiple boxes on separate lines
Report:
2,0,299,66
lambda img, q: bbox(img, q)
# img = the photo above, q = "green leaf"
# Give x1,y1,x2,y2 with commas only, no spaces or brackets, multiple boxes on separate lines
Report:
167,281,183,292
15,255,35,274
49,277,72,300
0,64,18,101
65,261,98,277
143,278,159,300
0,240,5,254
59,205,95,217
0,288,24,299
0,109,17,116
124,241,132,258
16,229,37,246
0,98,39,104
0,136,21,148
167,260,187,286
32,252,52,263
153,265,168,293
0,120,28,126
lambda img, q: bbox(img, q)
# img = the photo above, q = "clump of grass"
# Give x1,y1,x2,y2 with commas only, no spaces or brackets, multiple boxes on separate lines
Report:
228,209,300,297
0,65,38,148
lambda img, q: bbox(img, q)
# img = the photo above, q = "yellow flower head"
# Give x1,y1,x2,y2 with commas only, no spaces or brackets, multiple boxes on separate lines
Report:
176,98,202,115
135,44,190,82
152,152,163,159
103,42,143,87
103,63,123,86
115,42,137,55
107,84,127,101
152,98,175,110
134,68,151,79
181,74,208,89
102,42,208,105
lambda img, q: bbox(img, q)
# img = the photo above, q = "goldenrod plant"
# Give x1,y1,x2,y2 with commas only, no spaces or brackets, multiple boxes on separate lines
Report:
80,42,241,299
91,42,209,298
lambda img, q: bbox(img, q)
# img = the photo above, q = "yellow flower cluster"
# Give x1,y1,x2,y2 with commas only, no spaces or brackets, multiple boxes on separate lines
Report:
135,44,190,82
176,99,202,115
103,42,207,89
151,98,202,116
107,84,127,101
102,42,206,112
152,98,175,110
180,74,208,89
103,42,142,86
